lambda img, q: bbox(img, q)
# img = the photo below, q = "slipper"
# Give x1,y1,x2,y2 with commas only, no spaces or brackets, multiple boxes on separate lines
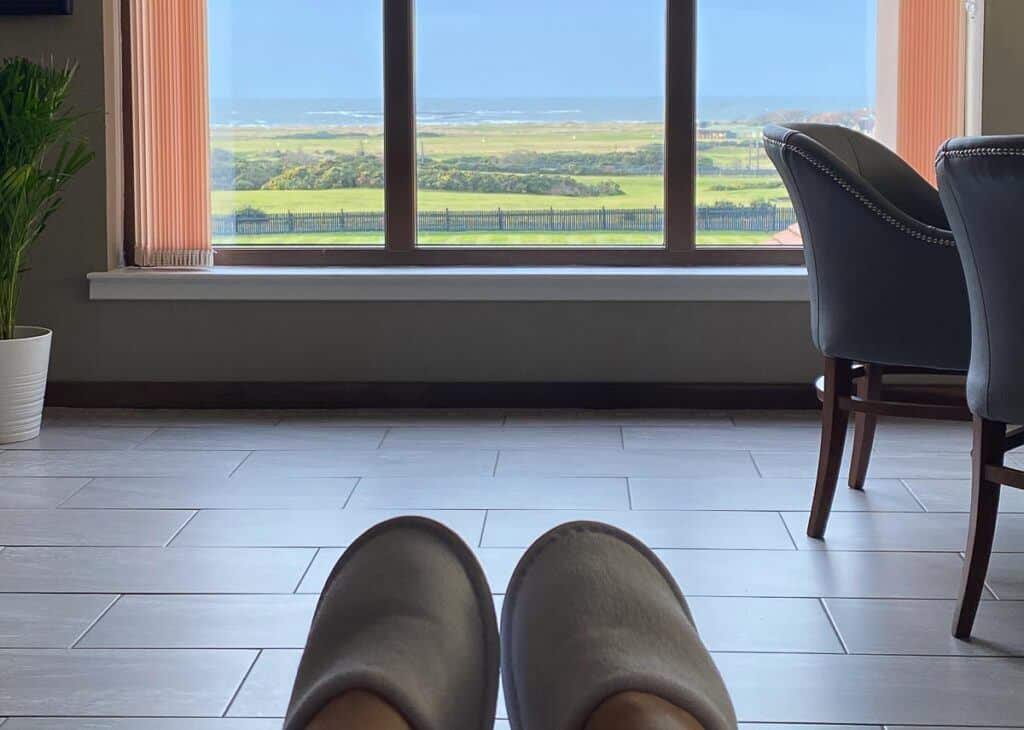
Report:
501,521,737,730
283,516,500,730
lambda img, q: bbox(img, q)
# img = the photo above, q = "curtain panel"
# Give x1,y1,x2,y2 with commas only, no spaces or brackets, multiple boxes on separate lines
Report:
125,0,212,267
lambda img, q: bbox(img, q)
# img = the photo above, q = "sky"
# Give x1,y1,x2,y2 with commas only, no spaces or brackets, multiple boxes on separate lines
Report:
207,0,877,103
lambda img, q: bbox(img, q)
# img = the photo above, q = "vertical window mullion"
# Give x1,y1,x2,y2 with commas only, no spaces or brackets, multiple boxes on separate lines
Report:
384,0,417,252
664,0,697,256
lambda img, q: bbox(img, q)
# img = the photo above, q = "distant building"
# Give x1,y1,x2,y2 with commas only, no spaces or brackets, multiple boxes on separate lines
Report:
696,128,737,142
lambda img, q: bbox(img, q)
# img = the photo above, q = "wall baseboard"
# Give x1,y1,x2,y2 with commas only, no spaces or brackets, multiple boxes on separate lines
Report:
46,381,820,410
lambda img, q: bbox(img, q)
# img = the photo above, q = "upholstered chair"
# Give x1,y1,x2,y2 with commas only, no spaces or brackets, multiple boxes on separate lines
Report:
937,136,1024,639
764,123,972,539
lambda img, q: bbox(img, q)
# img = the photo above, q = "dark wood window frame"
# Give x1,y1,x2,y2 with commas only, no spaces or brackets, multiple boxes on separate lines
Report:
125,0,803,267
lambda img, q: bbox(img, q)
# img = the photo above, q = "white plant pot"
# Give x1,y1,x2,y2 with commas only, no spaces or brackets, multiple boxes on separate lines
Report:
0,327,52,444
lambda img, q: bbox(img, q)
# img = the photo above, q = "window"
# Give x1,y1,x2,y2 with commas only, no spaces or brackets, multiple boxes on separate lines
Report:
121,0,970,267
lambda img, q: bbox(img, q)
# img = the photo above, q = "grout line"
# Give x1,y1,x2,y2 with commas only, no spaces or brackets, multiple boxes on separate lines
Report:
377,427,391,449
55,477,97,508
478,510,489,548
70,594,122,648
618,426,625,449
227,451,254,478
748,451,764,478
222,649,262,717
164,511,200,547
625,477,634,510
899,478,929,512
293,548,321,593
818,597,851,654
777,512,799,550
492,451,501,477
341,478,360,509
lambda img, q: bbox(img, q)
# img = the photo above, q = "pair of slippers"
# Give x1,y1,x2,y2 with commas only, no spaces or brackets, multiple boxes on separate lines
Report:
283,517,737,730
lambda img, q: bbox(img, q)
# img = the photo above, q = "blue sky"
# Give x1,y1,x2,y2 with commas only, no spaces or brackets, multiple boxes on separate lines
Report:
208,0,876,102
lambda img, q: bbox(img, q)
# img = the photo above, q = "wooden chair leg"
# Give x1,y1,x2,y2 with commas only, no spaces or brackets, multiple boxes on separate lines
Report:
849,363,882,490
953,417,1005,639
808,357,853,539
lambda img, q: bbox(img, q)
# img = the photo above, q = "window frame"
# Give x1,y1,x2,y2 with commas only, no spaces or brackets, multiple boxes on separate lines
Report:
128,0,804,267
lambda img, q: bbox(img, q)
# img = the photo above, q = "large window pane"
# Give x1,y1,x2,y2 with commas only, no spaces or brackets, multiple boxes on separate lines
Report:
415,0,665,247
208,0,384,246
696,0,878,247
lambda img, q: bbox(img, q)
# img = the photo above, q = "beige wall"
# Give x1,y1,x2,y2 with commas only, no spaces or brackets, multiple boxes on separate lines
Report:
0,2,832,385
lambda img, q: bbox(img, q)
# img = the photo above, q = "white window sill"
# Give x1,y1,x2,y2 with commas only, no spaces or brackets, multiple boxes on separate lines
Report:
87,266,810,302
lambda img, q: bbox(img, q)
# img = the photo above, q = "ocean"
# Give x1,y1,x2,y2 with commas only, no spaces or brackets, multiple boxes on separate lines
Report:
210,96,873,128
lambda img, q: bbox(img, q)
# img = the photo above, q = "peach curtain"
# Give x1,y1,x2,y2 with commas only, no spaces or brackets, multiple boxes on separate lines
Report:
897,0,967,185
127,0,212,267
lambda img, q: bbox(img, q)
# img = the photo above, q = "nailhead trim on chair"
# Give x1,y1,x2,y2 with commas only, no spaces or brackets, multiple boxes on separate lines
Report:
764,136,956,248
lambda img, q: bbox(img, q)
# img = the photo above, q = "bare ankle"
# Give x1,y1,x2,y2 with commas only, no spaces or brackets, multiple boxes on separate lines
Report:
306,689,412,730
584,690,706,730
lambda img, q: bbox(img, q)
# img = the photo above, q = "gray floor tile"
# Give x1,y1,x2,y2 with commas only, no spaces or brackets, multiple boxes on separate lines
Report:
172,509,485,547
623,425,823,452
981,553,1024,599
689,597,843,653
234,450,498,478
0,451,248,478
753,452,971,480
738,726,878,730
43,408,281,427
630,478,922,512
482,509,795,549
0,595,115,648
0,721,281,729
504,409,731,426
904,479,1024,513
296,545,522,595
0,649,257,716
655,549,981,599
348,476,629,510
62,477,358,510
78,595,317,648
279,410,505,427
381,425,623,449
4,427,155,451
0,547,314,593
226,649,300,718
782,512,1024,552
715,652,1024,725
138,426,386,451
0,509,194,547
826,598,1024,656
496,448,759,477
0,478,89,508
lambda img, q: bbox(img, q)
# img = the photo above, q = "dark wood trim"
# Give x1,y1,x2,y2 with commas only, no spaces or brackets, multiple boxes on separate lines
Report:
383,0,416,251
120,0,136,267
983,464,1024,491
1005,426,1024,452
212,245,806,267
954,417,1006,639
664,0,696,255
45,382,820,410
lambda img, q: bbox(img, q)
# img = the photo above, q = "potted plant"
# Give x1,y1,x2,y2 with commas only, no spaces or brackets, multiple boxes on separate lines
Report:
0,57,92,443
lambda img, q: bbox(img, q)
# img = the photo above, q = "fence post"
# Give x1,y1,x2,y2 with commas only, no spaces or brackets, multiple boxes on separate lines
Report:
445,208,450,231
498,208,504,231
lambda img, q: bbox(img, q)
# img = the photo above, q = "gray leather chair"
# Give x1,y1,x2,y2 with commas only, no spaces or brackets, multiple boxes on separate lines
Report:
937,136,1024,639
764,123,972,538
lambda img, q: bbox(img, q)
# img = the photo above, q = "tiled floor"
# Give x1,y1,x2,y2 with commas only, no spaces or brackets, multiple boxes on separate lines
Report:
1,408,1023,728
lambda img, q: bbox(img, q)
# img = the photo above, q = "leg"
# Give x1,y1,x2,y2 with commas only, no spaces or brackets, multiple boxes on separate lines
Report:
953,416,1005,639
849,363,883,490
307,690,411,730
808,357,853,538
585,691,705,730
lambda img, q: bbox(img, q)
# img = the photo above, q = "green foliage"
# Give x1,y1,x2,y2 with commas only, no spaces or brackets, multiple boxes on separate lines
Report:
439,145,663,176
0,57,93,339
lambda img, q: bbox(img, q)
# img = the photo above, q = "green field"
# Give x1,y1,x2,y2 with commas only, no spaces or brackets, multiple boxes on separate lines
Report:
212,121,790,246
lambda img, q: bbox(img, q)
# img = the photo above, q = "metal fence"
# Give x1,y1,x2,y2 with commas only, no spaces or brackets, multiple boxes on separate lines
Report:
213,205,797,236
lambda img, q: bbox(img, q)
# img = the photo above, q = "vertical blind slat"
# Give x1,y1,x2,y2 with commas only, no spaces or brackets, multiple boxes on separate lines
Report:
128,0,212,267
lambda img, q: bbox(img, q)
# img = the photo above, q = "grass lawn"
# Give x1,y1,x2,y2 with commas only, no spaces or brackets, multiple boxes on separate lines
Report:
211,175,787,215
213,230,770,246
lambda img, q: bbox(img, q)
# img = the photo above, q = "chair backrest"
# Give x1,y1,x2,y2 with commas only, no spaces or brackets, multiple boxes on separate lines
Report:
937,136,1024,423
763,123,969,370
